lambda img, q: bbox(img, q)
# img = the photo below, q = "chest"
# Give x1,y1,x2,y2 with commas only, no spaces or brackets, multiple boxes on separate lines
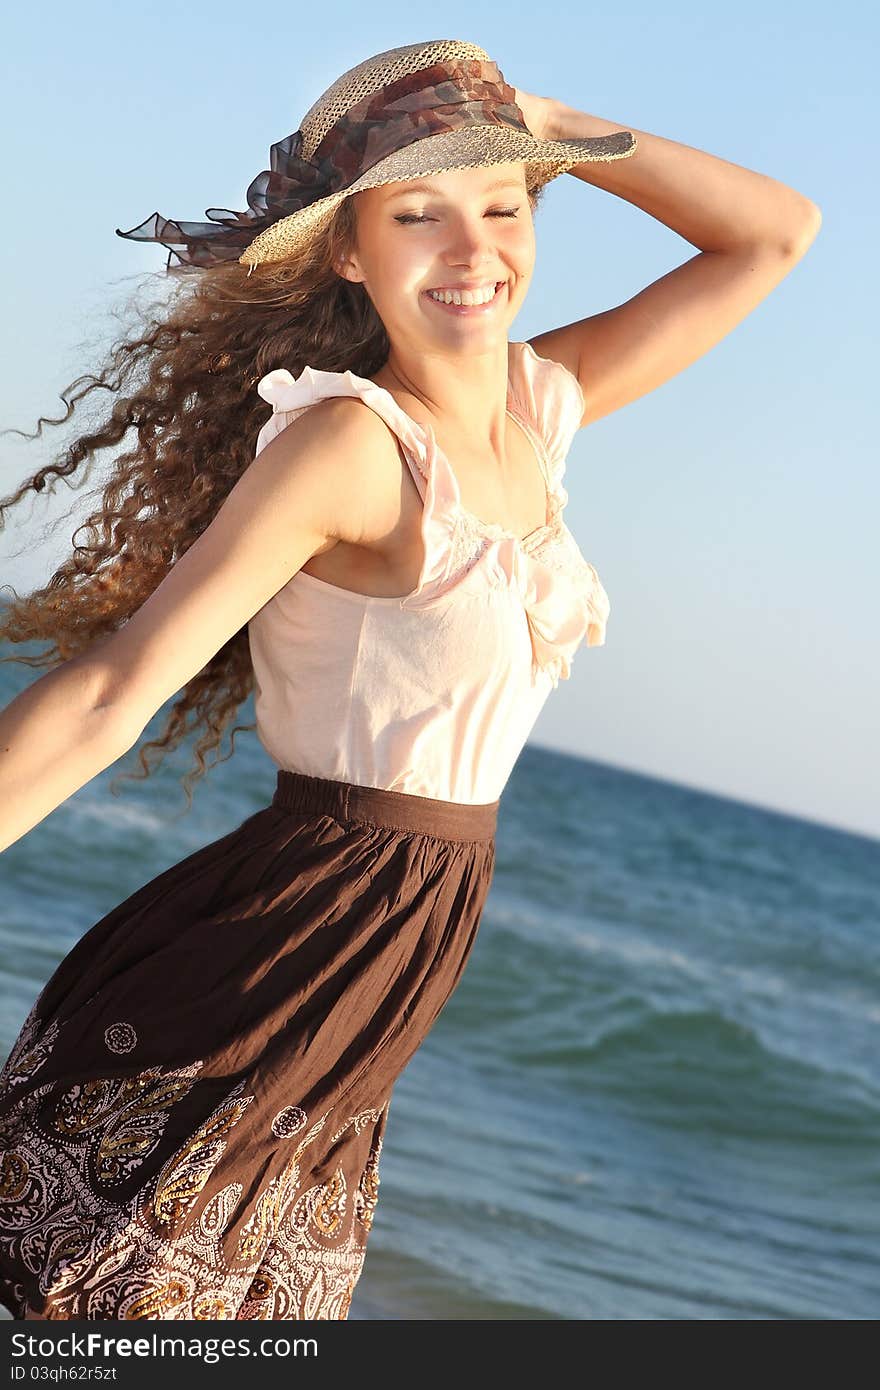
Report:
431,409,551,541
301,409,554,600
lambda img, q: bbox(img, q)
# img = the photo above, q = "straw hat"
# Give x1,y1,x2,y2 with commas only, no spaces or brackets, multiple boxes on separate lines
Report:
117,38,638,273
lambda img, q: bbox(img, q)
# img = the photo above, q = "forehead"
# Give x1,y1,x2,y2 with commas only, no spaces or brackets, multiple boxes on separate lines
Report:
379,169,528,200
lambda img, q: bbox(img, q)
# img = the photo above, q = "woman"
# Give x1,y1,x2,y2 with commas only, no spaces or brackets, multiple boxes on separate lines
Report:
0,38,819,1320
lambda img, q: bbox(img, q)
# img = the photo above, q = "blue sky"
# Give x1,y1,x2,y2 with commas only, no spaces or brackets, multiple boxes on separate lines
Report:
1,2,876,838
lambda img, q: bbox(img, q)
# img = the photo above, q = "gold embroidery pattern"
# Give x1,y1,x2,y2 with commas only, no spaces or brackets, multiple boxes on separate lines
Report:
53,1067,202,1186
354,1135,383,1232
152,1085,254,1228
234,1117,387,1320
235,1168,291,1265
0,1151,29,1203
234,1104,332,1265
0,1002,60,1092
0,1013,389,1320
311,1167,346,1239
235,1170,369,1321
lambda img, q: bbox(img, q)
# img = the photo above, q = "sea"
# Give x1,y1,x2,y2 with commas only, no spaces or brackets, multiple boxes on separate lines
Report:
1,655,878,1320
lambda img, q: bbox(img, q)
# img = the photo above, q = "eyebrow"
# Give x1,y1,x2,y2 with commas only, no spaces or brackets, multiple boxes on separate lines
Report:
384,177,526,200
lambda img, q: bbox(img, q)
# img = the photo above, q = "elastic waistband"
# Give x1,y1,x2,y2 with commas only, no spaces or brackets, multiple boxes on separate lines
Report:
272,771,499,843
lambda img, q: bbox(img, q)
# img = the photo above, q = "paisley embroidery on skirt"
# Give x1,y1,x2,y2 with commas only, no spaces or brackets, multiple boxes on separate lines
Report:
0,1010,388,1319
236,1127,386,1321
0,999,60,1092
53,1068,202,1186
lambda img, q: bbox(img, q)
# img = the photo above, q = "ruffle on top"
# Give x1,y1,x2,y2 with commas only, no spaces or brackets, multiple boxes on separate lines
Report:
254,362,466,603
255,341,610,687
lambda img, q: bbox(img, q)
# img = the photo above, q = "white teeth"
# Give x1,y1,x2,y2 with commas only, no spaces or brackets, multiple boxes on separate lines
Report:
427,283,499,306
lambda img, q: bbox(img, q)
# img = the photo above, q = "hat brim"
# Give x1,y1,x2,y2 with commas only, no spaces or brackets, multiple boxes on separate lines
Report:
239,123,637,268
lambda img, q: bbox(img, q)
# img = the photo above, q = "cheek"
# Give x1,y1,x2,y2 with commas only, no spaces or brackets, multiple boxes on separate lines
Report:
394,259,438,308
511,222,536,259
373,240,428,289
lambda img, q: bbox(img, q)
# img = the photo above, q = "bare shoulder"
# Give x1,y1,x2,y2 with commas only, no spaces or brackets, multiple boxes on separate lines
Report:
83,390,410,742
263,392,408,548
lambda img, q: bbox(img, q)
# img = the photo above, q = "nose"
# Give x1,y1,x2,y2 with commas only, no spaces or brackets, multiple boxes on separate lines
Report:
442,214,497,268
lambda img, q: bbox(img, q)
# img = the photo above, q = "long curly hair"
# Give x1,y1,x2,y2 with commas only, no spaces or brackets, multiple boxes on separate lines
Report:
0,177,545,811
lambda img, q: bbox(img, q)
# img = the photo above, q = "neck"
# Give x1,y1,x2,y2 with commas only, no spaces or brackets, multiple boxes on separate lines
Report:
377,340,513,457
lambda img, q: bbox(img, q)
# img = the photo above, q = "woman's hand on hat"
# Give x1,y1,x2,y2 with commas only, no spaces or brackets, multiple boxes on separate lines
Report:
512,87,557,141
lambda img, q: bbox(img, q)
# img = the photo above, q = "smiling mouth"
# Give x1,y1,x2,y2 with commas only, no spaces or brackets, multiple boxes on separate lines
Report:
423,281,506,309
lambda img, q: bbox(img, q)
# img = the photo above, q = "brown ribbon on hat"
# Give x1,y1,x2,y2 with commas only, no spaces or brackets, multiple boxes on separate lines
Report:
115,58,528,273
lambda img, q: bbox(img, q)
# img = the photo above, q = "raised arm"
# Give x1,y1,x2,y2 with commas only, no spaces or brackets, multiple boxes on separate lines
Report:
516,91,821,427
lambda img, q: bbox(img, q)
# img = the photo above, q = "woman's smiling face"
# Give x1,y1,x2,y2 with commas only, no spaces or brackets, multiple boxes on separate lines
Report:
337,163,536,352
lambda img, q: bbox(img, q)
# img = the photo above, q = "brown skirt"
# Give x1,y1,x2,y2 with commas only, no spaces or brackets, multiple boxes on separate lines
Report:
0,770,498,1320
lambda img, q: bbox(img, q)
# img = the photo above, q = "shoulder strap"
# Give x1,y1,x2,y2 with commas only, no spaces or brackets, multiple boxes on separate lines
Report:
254,362,474,609
507,340,586,472
356,380,431,501
255,364,430,500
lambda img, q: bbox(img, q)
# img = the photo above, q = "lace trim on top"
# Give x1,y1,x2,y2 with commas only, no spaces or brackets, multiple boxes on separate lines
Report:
436,356,609,665
444,405,559,579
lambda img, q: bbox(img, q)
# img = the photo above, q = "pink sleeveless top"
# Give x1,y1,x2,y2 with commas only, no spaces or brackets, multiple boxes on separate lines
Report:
246,340,610,805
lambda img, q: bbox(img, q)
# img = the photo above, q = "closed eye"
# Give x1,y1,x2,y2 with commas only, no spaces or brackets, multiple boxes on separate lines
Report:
395,209,520,225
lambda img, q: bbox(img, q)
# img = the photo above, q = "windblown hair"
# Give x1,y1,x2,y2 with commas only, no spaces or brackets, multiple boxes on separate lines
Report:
0,177,545,810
